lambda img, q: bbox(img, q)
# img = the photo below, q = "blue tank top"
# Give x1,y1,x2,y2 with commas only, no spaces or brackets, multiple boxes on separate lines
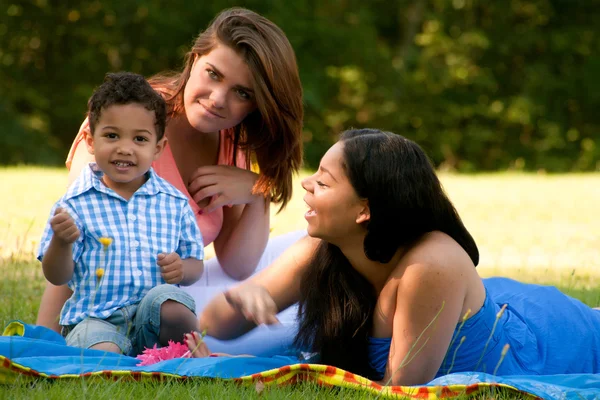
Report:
367,277,600,381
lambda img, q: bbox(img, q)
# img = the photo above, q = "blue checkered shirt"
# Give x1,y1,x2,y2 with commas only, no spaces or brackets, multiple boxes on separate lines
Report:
38,163,204,326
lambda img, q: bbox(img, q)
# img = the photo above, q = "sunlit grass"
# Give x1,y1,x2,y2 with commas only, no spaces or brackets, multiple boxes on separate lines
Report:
1,376,531,400
0,166,69,258
2,167,600,278
441,172,600,278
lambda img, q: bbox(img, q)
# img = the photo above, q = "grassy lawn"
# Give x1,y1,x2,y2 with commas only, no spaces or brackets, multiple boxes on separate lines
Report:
1,166,599,399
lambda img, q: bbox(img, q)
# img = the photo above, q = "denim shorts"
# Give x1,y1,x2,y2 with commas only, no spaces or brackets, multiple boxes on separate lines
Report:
62,284,196,356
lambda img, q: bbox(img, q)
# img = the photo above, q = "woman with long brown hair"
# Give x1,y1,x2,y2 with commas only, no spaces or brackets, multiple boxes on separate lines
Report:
36,8,305,353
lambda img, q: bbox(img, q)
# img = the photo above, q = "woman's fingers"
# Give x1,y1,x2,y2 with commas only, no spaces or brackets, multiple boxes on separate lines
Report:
188,165,220,183
188,165,237,193
188,165,259,211
187,174,219,195
224,287,280,326
224,290,258,320
223,290,242,309
191,185,220,205
188,165,221,180
202,195,232,214
254,310,280,326
254,300,280,326
185,332,211,358
242,297,279,326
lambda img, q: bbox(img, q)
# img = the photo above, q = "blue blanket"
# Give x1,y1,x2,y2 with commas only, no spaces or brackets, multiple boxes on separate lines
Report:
1,321,599,399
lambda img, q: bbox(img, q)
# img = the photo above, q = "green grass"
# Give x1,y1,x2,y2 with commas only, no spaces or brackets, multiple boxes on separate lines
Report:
2,377,532,400
1,166,599,398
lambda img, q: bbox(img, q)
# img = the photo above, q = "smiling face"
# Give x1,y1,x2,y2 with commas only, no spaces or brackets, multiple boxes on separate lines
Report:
301,142,370,244
85,103,166,196
183,43,257,134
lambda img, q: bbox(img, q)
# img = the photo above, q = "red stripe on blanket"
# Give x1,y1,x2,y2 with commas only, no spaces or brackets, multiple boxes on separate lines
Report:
343,371,361,385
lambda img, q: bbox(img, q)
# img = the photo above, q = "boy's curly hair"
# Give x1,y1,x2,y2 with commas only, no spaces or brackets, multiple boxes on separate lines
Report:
88,72,167,140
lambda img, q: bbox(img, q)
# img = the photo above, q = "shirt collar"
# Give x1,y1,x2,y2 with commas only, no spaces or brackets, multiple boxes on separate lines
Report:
64,163,186,201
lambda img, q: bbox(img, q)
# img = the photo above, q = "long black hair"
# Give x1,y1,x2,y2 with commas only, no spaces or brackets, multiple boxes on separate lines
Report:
294,128,478,379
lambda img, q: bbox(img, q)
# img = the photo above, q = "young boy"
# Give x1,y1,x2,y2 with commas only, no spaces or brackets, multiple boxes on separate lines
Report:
38,72,204,355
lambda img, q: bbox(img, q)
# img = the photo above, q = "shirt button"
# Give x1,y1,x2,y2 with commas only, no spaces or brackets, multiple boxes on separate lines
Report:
132,240,139,248
128,214,137,221
133,270,142,277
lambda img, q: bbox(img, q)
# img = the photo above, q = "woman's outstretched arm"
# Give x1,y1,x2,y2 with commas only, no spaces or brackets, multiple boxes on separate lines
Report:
198,235,319,339
36,282,72,331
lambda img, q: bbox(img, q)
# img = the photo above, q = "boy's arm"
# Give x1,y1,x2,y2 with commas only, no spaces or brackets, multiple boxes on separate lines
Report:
41,207,81,285
43,237,75,285
157,253,204,285
181,258,204,286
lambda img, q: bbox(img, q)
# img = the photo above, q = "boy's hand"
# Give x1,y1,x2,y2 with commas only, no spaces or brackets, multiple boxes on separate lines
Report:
157,252,184,284
50,207,80,244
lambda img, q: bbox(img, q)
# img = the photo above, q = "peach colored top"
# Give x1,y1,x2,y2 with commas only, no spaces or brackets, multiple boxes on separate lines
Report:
66,119,247,246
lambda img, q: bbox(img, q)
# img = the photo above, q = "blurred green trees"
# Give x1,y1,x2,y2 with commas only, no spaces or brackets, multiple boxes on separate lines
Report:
1,0,598,171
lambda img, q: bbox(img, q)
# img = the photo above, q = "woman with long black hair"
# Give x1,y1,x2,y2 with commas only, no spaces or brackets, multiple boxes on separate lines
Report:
189,128,600,385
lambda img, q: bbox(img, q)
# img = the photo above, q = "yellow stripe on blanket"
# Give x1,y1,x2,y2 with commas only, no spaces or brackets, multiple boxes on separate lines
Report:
232,363,539,399
0,355,539,399
2,321,25,337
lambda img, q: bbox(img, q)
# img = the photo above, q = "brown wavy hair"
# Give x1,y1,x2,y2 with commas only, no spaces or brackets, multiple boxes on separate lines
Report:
149,8,303,209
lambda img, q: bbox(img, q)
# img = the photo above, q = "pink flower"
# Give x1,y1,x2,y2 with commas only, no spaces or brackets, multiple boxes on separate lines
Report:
136,340,190,366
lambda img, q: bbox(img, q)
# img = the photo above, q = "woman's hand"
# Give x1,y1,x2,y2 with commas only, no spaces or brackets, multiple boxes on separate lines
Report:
187,165,260,213
184,331,211,358
224,283,280,326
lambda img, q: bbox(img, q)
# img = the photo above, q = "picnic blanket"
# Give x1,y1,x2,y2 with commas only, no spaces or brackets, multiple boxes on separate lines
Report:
1,321,600,399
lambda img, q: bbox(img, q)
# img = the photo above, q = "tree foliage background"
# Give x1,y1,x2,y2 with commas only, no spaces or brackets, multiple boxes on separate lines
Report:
1,0,598,171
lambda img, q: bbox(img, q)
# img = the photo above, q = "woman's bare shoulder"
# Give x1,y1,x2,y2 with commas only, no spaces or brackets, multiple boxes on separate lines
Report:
406,231,473,268
388,231,483,317
388,231,476,290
